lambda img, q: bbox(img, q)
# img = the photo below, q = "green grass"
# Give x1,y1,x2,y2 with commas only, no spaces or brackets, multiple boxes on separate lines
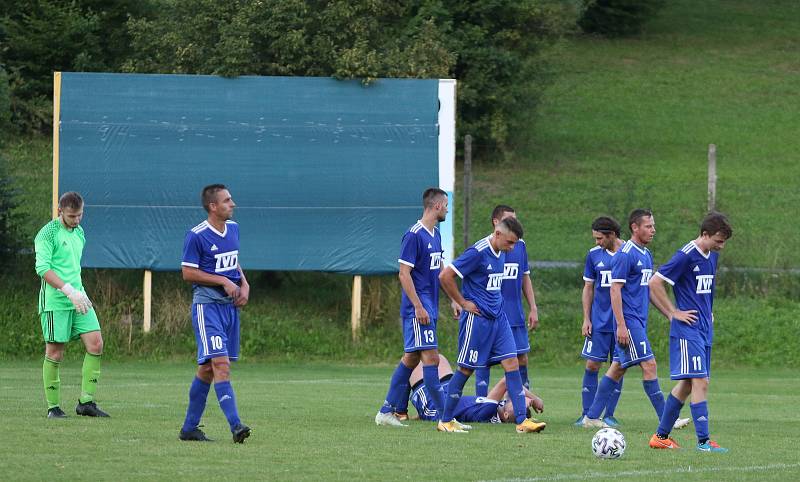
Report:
1,362,798,481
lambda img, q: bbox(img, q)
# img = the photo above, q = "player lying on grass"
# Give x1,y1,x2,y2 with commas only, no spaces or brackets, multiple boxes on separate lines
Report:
409,355,544,426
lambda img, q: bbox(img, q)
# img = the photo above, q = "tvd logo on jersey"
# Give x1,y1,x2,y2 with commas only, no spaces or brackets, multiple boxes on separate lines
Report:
695,275,714,294
600,270,612,287
486,273,504,291
214,250,239,273
429,251,443,270
640,269,653,286
502,263,519,280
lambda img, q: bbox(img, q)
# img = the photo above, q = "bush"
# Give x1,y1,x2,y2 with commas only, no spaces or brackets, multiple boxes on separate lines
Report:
578,0,664,37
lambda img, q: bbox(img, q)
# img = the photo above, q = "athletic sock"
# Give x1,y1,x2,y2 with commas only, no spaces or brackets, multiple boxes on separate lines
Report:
605,375,624,417
581,369,599,416
505,369,527,424
43,357,61,409
214,381,242,430
690,400,710,443
474,367,490,397
182,377,211,432
79,352,101,404
656,393,684,437
441,370,469,422
643,379,665,418
379,362,413,414
519,365,530,390
586,375,616,419
422,364,444,418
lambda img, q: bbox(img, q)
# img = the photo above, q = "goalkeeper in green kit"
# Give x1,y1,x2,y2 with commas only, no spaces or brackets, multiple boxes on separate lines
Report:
34,191,109,418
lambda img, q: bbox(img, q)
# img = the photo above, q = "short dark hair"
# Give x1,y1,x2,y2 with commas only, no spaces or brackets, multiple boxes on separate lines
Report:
59,191,83,210
202,184,228,212
491,205,515,224
591,216,621,237
700,212,733,239
628,208,653,232
499,217,523,239
422,187,447,209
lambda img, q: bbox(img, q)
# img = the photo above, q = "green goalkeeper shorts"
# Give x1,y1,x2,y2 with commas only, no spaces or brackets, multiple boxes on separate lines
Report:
41,308,100,343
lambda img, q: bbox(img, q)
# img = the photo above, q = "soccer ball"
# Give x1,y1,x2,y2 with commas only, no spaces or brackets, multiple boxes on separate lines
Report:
591,428,626,459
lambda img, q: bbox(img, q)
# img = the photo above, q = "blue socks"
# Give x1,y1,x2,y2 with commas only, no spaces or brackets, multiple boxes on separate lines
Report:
182,377,211,432
422,364,445,416
581,369,599,416
643,379,665,418
605,375,624,417
657,393,684,437
690,400,710,442
441,370,469,422
505,369,527,424
475,367,491,397
379,362,413,414
214,380,241,430
519,365,530,390
586,375,616,419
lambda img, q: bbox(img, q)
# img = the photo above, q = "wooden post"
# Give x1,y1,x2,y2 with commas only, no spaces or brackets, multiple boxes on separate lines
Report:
708,144,717,212
143,270,152,333
463,135,472,249
52,72,62,218
351,275,362,342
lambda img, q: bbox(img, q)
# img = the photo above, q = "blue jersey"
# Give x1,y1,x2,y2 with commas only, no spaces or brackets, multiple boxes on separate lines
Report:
399,221,443,320
582,245,620,332
412,380,502,423
610,240,653,330
501,239,530,327
182,220,241,304
655,241,718,345
450,236,506,320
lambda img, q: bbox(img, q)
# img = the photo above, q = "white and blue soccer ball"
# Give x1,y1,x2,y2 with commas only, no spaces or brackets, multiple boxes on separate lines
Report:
591,428,626,459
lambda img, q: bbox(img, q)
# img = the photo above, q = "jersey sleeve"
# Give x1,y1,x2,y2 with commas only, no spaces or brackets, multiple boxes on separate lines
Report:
521,241,531,275
450,247,480,279
655,250,689,286
34,223,57,276
610,250,629,283
583,251,595,282
398,231,418,267
181,231,202,268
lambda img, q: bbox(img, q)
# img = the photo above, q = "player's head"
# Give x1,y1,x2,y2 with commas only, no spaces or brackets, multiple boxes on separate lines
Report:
493,217,523,252
628,208,655,245
591,216,621,250
699,212,732,252
422,187,448,222
58,191,84,229
202,184,235,220
497,397,534,423
491,205,516,228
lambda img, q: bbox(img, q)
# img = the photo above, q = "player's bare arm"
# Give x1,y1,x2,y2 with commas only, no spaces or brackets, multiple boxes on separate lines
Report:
235,266,249,307
610,282,629,346
522,274,539,330
648,275,697,324
181,266,240,299
581,280,594,337
439,266,480,315
399,262,430,324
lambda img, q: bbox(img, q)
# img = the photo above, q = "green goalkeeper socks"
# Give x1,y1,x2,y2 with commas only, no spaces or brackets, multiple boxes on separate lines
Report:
43,357,61,409
79,352,102,404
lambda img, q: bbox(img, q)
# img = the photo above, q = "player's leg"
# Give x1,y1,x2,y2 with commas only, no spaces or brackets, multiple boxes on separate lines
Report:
584,346,626,426
474,366,491,397
180,303,214,441
438,312,478,432
376,317,424,426
513,324,531,389
71,307,108,416
211,304,250,443
419,346,444,420
41,310,72,418
689,344,724,451
624,328,664,418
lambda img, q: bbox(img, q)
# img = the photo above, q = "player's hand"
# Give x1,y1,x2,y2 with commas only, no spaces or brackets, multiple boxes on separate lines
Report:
671,309,698,325
581,319,592,337
616,325,629,347
450,300,462,319
61,283,92,315
529,395,544,414
528,309,539,330
414,305,431,325
235,283,249,307
461,301,481,315
223,279,240,300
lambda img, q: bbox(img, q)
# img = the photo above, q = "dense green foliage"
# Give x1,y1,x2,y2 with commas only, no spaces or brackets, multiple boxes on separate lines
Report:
578,0,664,36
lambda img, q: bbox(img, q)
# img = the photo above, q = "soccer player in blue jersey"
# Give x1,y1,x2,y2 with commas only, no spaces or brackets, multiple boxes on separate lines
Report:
179,184,251,443
438,217,546,433
374,188,449,427
575,216,626,427
582,209,688,430
648,213,733,453
474,205,539,398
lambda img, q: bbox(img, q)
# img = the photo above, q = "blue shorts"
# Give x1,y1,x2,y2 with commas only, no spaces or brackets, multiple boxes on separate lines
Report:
410,377,451,421
581,331,619,363
613,327,654,368
192,303,240,365
670,337,711,379
510,324,530,354
403,317,438,352
456,311,517,369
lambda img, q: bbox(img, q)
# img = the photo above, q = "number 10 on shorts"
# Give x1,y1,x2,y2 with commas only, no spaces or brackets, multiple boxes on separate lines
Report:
210,335,223,350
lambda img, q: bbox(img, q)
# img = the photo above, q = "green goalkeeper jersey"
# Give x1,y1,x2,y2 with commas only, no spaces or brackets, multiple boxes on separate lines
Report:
34,219,86,313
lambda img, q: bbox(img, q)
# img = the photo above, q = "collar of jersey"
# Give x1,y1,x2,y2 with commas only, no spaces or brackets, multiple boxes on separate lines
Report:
689,240,711,259
206,222,227,237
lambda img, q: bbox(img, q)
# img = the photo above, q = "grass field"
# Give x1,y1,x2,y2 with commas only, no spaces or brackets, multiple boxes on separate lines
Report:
2,362,798,481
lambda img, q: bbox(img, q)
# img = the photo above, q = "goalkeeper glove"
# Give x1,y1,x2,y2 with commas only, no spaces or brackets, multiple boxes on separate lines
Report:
60,283,93,315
